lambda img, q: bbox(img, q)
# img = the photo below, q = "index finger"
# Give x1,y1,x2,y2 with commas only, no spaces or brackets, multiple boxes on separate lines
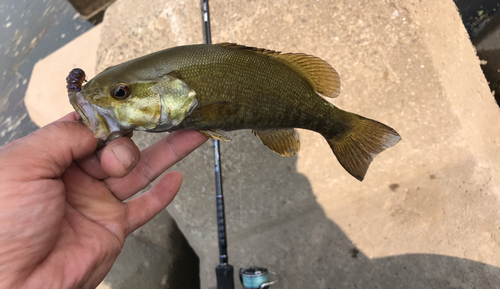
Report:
53,111,81,123
104,130,208,200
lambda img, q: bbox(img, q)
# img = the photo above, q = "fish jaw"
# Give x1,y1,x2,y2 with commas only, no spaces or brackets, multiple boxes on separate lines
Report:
69,90,97,133
68,90,126,145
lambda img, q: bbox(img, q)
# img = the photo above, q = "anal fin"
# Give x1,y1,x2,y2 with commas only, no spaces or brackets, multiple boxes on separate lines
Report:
252,128,300,157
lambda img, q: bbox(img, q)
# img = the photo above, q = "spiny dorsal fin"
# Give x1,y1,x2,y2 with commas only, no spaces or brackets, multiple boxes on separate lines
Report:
218,42,282,56
252,128,300,157
218,43,341,98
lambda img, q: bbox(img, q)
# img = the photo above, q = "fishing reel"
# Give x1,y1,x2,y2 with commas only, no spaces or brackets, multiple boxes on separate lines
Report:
239,266,279,289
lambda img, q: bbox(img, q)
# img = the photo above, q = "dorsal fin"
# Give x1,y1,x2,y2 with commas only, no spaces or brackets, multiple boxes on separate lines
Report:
218,43,341,98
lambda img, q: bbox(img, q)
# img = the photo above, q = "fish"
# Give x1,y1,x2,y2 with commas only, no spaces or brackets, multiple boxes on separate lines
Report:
67,43,401,181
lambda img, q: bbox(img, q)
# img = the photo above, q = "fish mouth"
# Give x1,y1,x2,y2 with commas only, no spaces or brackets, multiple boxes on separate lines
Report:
68,90,128,148
67,69,130,148
68,90,114,147
69,90,97,133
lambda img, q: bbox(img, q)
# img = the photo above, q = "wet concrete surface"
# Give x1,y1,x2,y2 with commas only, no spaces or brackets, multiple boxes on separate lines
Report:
454,0,500,104
0,0,94,146
453,0,500,38
475,19,500,104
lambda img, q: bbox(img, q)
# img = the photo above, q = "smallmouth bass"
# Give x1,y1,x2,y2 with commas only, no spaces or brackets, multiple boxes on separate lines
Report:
67,43,401,181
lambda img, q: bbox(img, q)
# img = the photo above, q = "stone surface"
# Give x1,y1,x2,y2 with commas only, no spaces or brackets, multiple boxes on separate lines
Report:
27,0,500,288
95,0,202,72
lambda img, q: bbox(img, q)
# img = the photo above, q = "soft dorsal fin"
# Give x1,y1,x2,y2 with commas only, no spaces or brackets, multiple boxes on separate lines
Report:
218,43,341,98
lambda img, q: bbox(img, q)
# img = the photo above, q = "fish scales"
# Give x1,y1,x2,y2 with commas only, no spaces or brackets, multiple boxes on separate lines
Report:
67,43,401,181
172,46,330,131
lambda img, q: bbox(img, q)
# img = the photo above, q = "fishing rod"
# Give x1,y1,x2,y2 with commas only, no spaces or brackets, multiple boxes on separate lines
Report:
201,1,234,288
201,1,279,288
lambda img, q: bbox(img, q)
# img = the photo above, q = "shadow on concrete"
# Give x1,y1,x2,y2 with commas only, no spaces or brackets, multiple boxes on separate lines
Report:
166,220,200,289
101,208,200,289
211,131,500,289
124,126,500,288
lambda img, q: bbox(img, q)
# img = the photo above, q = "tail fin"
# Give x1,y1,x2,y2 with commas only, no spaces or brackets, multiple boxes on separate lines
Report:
326,116,401,181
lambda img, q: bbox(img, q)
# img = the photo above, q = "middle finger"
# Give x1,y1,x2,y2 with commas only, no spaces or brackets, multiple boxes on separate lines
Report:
76,136,140,180
104,130,208,201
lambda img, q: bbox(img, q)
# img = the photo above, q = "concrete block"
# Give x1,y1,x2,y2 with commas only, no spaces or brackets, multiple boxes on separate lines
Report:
95,0,202,71
77,0,500,288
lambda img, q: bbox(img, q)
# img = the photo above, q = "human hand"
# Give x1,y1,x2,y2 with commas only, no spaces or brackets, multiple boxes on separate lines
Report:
0,112,208,289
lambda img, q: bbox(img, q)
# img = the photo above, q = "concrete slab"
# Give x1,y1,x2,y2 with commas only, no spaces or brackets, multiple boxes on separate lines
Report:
30,0,500,288
24,25,101,127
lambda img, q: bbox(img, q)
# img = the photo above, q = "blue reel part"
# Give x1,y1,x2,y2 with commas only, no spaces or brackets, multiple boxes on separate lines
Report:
239,266,278,289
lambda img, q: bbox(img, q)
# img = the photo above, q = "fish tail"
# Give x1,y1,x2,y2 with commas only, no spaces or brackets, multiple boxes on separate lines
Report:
325,112,401,181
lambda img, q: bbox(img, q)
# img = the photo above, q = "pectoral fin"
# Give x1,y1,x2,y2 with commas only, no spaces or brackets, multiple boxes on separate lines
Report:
252,128,300,157
187,101,239,123
198,129,232,141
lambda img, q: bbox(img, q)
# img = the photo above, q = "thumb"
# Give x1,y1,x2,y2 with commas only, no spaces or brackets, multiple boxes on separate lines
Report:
0,121,97,181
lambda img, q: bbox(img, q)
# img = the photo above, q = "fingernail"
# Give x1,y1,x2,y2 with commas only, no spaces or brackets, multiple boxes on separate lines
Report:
112,146,135,169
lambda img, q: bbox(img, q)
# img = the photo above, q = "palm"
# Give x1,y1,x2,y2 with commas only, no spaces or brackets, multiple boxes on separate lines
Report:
0,114,207,289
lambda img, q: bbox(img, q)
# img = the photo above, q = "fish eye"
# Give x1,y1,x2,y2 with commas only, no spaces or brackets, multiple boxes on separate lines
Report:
110,83,131,100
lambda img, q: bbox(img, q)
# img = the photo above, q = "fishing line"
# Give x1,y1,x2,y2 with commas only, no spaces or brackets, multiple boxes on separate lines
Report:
240,269,269,288
240,267,279,289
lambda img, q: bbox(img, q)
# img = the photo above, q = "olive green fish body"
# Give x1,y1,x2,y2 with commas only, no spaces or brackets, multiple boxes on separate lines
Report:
67,43,401,181
154,45,349,137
